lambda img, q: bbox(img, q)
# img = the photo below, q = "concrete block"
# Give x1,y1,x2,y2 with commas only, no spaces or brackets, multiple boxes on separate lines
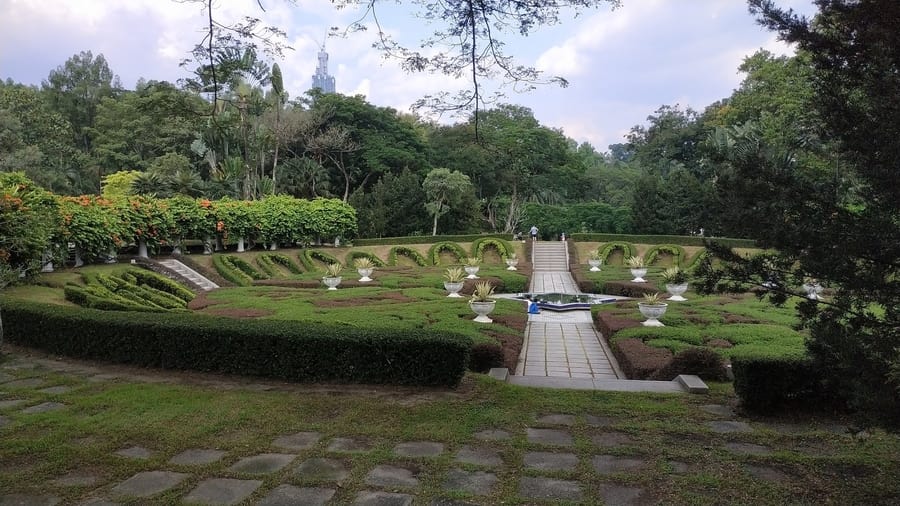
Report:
676,375,709,394
487,368,508,381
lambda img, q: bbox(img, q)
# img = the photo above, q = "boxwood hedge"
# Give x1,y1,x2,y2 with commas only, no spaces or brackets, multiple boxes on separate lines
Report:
1,299,471,387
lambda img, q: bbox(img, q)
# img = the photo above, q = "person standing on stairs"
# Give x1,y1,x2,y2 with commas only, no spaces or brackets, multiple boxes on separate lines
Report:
530,225,539,241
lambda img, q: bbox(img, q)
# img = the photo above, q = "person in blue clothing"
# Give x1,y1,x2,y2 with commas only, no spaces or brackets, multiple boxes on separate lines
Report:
529,225,539,241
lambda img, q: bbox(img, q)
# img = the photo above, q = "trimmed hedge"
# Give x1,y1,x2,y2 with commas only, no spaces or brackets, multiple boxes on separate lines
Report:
300,249,341,271
572,233,757,248
1,299,472,387
258,253,304,276
598,242,636,264
387,246,429,267
212,254,253,286
644,244,687,267
731,354,824,412
345,250,387,267
428,242,467,266
354,234,513,246
471,237,512,261
611,338,673,380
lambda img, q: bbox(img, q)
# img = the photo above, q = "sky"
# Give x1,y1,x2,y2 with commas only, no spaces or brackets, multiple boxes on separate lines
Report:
0,0,818,151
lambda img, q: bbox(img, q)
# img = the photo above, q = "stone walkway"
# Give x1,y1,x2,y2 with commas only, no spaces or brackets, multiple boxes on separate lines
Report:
0,354,818,505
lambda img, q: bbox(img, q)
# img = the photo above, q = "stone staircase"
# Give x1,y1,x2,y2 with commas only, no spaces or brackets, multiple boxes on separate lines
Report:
532,242,569,271
158,259,219,291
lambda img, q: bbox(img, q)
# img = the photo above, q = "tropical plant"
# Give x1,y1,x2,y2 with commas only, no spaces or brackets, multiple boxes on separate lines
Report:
324,262,343,278
444,267,466,283
588,250,601,260
625,255,645,269
465,257,481,267
353,257,375,270
641,292,664,305
470,281,495,302
661,267,689,285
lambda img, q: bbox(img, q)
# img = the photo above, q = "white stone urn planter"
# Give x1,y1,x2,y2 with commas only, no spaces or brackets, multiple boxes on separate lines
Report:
444,281,464,297
464,266,480,279
505,258,519,271
203,236,214,255
236,237,246,253
357,268,374,282
802,282,823,300
665,283,689,302
470,300,496,323
138,239,149,258
630,268,648,283
322,276,342,290
588,259,602,272
638,302,667,326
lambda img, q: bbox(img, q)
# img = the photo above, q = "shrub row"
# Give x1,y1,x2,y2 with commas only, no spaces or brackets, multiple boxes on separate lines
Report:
354,234,513,246
388,246,429,267
731,355,825,411
1,299,472,387
345,250,386,267
64,269,194,312
428,241,468,265
212,255,253,286
300,249,341,271
257,253,304,277
571,233,756,248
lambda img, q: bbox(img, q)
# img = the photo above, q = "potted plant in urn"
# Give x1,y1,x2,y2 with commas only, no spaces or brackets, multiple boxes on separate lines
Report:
464,257,481,279
322,262,343,290
354,257,376,282
661,267,689,301
802,277,823,300
505,253,519,270
637,292,667,327
443,267,466,297
469,280,496,323
587,250,603,272
625,255,648,283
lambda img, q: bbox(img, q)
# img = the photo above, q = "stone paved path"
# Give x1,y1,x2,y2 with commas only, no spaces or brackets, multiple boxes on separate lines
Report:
0,353,864,505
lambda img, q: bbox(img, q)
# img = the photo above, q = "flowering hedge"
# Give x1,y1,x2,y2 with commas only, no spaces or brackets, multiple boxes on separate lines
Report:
1,175,358,266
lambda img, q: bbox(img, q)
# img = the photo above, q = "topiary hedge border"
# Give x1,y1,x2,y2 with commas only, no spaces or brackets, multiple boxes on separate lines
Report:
572,233,756,248
598,242,636,264
258,253,304,276
387,246,429,267
345,250,387,267
354,234,513,246
299,249,342,271
1,299,472,387
471,237,512,261
644,244,687,267
428,242,467,266
212,254,253,286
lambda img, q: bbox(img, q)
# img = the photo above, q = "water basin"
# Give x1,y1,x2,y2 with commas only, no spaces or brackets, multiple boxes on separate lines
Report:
516,293,617,312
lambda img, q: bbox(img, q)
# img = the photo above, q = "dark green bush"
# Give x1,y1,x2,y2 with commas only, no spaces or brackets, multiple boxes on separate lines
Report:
354,234,512,246
1,299,471,387
650,347,727,381
731,354,824,412
469,343,505,372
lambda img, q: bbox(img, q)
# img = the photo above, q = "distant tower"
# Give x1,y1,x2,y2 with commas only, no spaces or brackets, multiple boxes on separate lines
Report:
311,39,336,94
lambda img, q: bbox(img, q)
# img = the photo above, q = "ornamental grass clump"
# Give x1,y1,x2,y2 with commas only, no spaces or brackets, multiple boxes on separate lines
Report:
470,281,495,302
444,267,466,283
661,267,689,285
324,263,343,278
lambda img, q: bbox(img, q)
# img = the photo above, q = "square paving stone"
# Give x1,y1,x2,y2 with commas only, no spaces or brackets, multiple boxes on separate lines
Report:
50,471,100,487
725,442,773,456
228,453,296,474
454,446,502,467
257,485,335,506
393,441,444,457
293,457,350,482
585,415,617,427
518,477,582,501
2,378,45,389
0,399,28,410
182,478,262,505
354,491,413,506
536,414,576,426
327,437,375,453
21,402,65,414
707,421,753,433
526,428,573,447
442,469,498,496
592,432,633,447
523,451,579,471
114,446,153,460
365,465,420,488
0,494,61,505
168,449,227,466
110,471,189,498
598,483,647,505
701,404,736,417
473,429,511,441
592,455,647,475
272,431,322,451
38,386,72,395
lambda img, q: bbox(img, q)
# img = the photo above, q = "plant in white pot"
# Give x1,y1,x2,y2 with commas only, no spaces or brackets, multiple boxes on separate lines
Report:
322,262,343,290
637,292,667,327
587,250,603,272
443,267,466,297
469,280,496,323
625,255,648,283
661,267,689,301
464,257,481,279
802,277,823,300
505,253,519,271
354,257,376,282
